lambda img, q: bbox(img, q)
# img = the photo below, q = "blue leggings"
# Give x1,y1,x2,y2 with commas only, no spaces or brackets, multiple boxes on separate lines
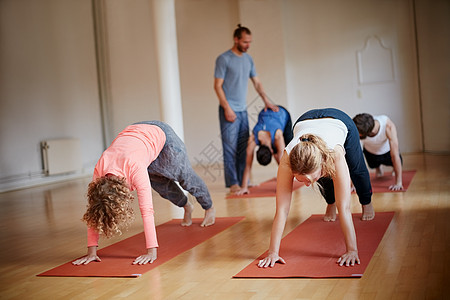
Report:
296,108,372,205
134,121,213,210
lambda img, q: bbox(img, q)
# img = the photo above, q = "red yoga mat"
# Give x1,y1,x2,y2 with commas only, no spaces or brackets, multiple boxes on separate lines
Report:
367,170,416,193
233,212,394,278
38,217,244,278
226,177,304,199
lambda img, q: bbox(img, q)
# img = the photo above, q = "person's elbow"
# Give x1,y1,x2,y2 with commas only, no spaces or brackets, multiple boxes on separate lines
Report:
214,78,223,89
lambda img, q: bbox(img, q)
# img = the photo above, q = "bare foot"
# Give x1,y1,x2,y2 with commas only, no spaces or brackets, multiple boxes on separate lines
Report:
235,187,249,196
229,184,240,194
201,206,216,227
181,200,194,226
376,166,384,177
323,203,337,222
361,203,375,221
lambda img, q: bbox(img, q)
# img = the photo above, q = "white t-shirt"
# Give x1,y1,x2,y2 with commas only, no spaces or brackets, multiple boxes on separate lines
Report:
362,115,390,155
285,118,348,154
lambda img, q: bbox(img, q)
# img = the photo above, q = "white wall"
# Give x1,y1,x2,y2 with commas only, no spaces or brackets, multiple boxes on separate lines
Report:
415,0,450,152
0,0,103,187
175,0,239,176
238,0,289,125
238,0,288,104
104,0,161,136
1,0,448,191
281,0,422,153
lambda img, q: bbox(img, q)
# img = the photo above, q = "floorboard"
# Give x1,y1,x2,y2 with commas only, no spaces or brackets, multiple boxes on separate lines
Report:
0,153,449,299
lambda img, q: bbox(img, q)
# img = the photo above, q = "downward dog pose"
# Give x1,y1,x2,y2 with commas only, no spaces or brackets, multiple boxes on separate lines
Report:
73,121,215,266
353,113,403,191
235,105,293,195
258,108,374,268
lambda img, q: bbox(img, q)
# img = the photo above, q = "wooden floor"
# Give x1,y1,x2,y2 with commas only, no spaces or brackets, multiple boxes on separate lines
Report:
0,153,449,299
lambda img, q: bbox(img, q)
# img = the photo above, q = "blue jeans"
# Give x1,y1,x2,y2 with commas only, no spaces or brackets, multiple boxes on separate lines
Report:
134,121,213,210
219,106,249,187
296,108,372,205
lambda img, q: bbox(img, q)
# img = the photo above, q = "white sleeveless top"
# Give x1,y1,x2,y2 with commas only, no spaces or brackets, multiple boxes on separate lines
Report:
285,118,348,154
362,115,390,155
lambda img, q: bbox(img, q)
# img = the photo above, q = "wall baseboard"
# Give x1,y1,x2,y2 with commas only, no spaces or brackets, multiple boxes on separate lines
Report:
0,169,93,194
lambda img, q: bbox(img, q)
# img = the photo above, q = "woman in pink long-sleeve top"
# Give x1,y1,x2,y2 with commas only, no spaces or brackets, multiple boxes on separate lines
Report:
73,121,215,265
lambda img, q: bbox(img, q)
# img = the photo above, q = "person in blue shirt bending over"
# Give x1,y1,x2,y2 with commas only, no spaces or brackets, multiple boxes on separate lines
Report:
214,24,279,194
234,105,293,195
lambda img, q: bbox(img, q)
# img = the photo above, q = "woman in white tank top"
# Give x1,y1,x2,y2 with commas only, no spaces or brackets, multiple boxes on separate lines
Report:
258,108,374,269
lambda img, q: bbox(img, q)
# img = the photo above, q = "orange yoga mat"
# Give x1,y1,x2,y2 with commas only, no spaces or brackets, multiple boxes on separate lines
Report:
226,178,304,199
233,212,394,278
367,170,416,193
38,217,244,278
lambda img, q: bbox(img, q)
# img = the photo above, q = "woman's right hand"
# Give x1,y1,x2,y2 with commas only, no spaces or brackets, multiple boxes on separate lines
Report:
72,246,100,265
257,252,286,268
337,250,360,267
72,254,101,265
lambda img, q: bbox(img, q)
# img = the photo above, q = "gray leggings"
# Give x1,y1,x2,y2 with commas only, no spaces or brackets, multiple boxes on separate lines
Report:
134,121,213,210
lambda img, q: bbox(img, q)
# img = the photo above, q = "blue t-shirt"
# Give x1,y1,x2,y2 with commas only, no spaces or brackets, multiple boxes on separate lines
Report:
214,50,257,112
253,106,290,146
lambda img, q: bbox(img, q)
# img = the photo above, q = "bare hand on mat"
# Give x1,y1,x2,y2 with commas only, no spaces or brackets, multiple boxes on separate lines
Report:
72,246,101,265
133,247,157,265
389,183,403,191
257,252,286,268
337,250,360,266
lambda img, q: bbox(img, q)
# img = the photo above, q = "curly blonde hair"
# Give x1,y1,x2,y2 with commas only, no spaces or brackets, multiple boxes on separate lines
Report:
82,175,135,238
289,133,336,178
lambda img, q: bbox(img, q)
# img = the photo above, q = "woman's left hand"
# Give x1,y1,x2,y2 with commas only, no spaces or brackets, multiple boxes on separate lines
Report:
337,250,360,267
389,183,403,191
133,247,157,265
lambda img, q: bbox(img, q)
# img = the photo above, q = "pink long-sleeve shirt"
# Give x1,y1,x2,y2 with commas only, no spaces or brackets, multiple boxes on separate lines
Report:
87,124,166,249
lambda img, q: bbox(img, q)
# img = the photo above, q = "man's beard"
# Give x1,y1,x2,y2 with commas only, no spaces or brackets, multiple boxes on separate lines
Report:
237,45,248,53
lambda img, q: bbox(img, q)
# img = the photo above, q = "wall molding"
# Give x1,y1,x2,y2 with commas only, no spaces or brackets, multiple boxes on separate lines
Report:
356,35,395,85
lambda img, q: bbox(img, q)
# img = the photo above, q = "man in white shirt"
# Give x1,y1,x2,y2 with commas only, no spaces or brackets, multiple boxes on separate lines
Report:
353,113,403,191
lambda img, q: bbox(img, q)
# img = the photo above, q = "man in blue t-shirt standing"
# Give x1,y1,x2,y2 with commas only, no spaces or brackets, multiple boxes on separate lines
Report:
214,24,278,194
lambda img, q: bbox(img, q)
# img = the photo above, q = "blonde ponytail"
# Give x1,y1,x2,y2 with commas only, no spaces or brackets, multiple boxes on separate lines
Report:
289,134,336,178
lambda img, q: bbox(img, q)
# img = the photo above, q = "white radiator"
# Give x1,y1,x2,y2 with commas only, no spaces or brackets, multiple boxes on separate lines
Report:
41,138,82,176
